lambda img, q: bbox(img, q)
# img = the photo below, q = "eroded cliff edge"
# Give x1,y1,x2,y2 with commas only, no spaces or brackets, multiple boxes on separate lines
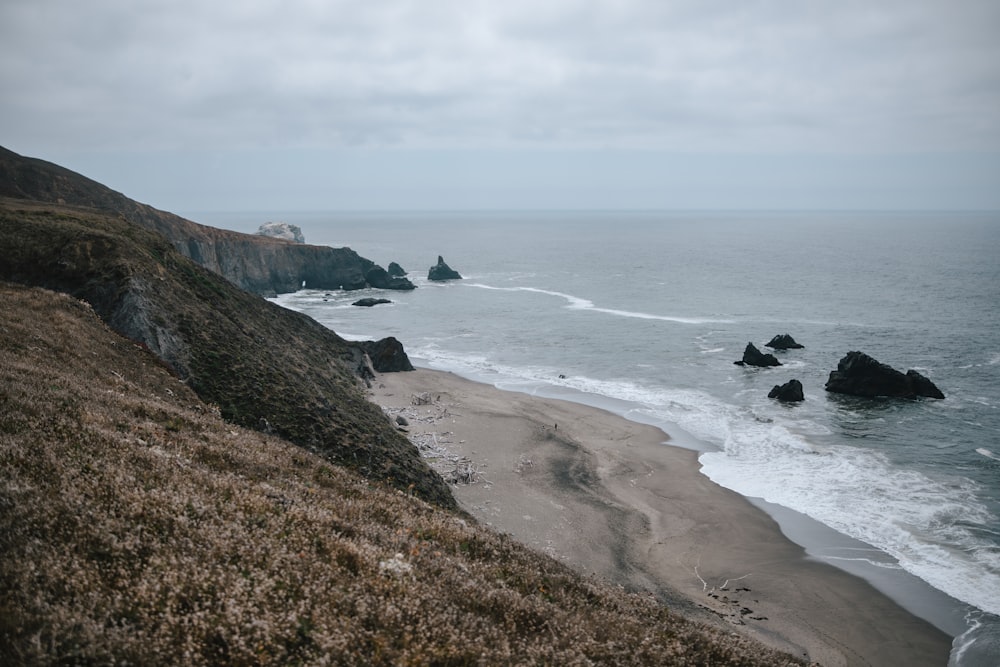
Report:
0,146,412,295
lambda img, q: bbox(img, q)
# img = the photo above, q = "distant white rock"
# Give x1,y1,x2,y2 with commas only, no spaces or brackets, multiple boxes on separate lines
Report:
256,222,305,243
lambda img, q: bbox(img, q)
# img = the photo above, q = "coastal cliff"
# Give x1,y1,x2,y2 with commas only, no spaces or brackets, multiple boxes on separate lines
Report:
0,146,413,294
0,152,451,508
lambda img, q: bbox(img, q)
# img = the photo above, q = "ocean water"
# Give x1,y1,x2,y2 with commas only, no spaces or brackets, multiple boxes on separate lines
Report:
203,210,999,665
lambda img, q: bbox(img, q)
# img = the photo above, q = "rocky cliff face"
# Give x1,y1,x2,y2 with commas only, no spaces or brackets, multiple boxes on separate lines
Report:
0,146,413,295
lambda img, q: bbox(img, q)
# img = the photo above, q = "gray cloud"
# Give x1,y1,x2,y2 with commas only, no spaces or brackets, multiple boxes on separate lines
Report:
4,0,999,152
2,1,999,209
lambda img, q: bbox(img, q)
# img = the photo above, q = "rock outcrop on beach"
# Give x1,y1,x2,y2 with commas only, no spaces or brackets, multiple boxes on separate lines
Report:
0,147,454,508
825,351,945,399
765,334,804,350
388,261,407,276
428,255,462,281
734,342,782,367
769,379,805,402
256,221,305,243
0,146,411,295
355,336,415,373
353,297,392,307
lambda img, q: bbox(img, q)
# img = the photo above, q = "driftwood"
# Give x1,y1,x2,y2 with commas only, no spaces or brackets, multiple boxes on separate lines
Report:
382,401,486,486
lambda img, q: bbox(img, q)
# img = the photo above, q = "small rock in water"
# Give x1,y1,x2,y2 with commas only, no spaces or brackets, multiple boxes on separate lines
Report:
768,379,805,402
734,342,782,367
765,334,804,350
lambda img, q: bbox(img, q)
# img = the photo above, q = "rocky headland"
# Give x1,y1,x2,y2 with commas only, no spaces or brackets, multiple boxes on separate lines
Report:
0,146,449,507
0,146,413,295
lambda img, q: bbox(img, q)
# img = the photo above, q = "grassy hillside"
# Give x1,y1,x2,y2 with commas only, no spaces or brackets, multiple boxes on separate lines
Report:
0,197,453,508
0,284,803,666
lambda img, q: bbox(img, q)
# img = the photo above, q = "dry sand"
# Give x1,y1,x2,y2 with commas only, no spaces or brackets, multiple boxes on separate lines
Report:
370,368,952,666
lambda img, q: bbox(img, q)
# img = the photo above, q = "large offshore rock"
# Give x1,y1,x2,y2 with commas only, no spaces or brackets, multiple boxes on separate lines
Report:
825,351,944,399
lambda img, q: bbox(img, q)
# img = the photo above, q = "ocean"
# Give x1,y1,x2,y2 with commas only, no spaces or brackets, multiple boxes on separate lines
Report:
200,210,999,665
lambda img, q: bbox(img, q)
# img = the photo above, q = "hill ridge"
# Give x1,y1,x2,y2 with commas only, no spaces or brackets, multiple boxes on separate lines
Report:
0,146,410,295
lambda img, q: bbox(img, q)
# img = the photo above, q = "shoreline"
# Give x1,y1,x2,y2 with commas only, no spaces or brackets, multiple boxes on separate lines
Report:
370,368,952,666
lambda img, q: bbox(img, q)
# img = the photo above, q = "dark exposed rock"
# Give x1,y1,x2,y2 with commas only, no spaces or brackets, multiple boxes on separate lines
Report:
356,337,415,372
768,379,805,402
825,351,945,399
365,265,416,290
734,343,782,367
352,298,392,307
428,255,462,281
765,334,804,350
256,222,305,243
387,262,407,277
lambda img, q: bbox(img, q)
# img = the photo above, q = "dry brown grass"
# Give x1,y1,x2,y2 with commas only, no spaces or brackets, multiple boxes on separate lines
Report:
0,284,803,666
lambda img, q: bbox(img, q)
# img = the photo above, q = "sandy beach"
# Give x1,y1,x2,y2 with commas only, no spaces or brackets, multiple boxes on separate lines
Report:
370,368,952,667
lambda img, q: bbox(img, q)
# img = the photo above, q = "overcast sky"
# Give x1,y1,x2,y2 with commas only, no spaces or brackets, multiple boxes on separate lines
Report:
3,0,999,212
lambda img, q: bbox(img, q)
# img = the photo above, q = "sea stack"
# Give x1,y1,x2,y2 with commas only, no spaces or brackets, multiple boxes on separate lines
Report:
428,256,462,281
734,342,782,367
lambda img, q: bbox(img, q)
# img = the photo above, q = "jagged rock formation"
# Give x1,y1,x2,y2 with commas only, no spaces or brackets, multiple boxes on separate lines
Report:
0,146,412,295
256,221,305,243
0,154,454,508
765,334,804,350
428,255,462,281
734,342,782,367
768,379,805,402
365,265,416,290
388,261,407,276
353,298,391,307
825,351,945,399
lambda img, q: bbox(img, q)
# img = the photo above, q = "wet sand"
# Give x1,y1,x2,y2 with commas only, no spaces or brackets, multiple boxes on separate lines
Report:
370,368,953,666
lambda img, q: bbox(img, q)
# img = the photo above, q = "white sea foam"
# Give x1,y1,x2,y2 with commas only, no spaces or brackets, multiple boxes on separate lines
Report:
700,428,1000,617
977,448,1000,462
465,283,734,324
